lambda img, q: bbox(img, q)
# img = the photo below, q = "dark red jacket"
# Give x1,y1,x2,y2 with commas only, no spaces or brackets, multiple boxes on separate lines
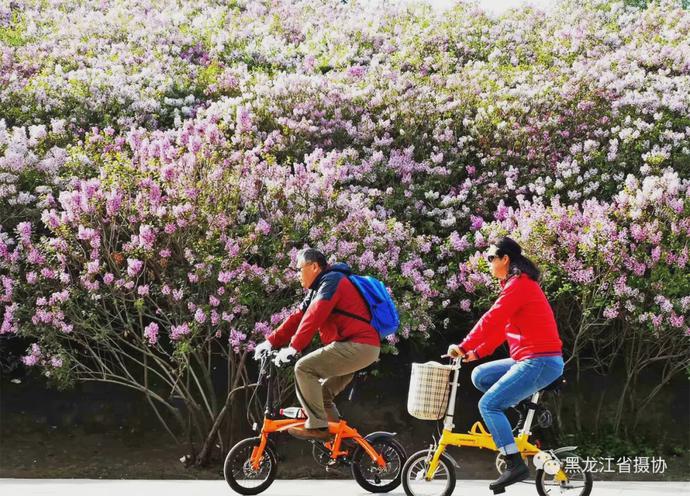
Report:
459,273,562,361
267,263,380,352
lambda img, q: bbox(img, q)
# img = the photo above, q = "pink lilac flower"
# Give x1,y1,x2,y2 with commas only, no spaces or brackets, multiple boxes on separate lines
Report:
255,219,271,235
347,65,366,78
22,354,40,366
229,328,247,349
138,225,156,250
144,322,159,345
170,323,191,341
21,343,42,366
1,303,18,334
194,308,206,324
449,231,470,251
470,215,484,231
87,260,100,274
49,290,69,305
16,222,32,243
254,321,271,336
27,249,45,265
127,258,143,277
603,306,619,319
669,313,684,328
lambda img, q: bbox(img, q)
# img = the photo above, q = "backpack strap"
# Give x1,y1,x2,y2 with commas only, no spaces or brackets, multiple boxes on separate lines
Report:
327,268,373,325
332,308,371,324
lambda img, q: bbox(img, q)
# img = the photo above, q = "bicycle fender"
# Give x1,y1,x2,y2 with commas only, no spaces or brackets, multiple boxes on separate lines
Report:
363,431,398,442
551,446,578,455
440,450,460,468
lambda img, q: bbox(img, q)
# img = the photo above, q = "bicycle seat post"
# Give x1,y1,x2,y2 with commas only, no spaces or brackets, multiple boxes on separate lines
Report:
442,358,462,432
518,390,541,437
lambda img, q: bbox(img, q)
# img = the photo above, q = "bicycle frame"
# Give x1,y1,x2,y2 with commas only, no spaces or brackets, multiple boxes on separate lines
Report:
248,354,387,471
424,358,568,483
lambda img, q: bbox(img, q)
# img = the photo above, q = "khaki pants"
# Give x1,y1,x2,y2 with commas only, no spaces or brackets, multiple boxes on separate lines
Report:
294,341,380,429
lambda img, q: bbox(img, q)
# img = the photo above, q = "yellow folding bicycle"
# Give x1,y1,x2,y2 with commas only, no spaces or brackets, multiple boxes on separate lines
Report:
401,357,593,496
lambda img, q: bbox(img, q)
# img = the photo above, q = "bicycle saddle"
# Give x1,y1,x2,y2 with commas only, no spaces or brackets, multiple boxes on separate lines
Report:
540,374,566,393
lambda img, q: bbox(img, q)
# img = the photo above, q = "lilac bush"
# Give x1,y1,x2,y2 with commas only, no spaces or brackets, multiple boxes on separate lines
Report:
1,0,689,460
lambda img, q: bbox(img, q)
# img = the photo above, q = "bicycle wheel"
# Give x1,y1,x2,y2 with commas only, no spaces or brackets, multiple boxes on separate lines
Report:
351,437,406,493
535,451,593,496
401,449,456,496
224,437,277,495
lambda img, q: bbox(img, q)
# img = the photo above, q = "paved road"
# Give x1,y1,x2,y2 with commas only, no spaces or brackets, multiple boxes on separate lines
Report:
1,479,688,496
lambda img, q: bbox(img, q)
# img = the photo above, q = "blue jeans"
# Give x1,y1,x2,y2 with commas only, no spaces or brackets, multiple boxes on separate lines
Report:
471,356,564,455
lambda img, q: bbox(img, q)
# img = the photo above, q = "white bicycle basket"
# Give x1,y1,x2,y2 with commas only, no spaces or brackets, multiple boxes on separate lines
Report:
407,361,454,420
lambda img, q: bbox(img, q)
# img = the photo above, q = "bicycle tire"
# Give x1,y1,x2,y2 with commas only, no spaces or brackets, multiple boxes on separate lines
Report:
351,437,407,493
224,437,277,495
401,448,456,496
535,451,593,496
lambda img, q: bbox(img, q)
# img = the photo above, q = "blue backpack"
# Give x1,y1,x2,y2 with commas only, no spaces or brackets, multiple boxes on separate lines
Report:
333,273,400,339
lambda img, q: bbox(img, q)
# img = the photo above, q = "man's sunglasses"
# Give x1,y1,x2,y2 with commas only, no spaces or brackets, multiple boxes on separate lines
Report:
487,254,499,262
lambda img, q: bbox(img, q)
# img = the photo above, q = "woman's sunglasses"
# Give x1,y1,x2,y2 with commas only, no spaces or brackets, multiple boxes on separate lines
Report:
487,254,499,262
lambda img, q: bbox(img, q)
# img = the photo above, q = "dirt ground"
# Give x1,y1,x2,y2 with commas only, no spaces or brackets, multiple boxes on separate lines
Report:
1,367,688,481
1,411,688,481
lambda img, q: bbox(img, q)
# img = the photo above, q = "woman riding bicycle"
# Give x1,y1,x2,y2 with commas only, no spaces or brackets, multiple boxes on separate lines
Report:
447,236,564,493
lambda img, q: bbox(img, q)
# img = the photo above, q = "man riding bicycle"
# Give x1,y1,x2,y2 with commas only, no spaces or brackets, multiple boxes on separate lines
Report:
253,248,380,441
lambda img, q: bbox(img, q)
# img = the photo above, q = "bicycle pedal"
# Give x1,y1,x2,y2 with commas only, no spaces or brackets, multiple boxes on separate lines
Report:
324,460,347,473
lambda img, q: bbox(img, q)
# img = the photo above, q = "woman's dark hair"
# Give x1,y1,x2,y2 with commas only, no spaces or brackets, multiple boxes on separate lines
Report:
495,236,541,282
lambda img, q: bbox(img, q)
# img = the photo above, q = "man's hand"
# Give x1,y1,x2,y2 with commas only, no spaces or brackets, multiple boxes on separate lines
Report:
253,340,272,361
273,346,297,367
447,344,478,362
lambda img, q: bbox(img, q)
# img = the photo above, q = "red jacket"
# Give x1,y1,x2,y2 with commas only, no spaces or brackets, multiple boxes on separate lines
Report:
267,263,380,352
459,273,562,361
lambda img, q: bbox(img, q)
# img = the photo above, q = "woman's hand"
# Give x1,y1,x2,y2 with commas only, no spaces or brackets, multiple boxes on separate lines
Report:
447,344,479,362
447,344,462,358
462,350,479,362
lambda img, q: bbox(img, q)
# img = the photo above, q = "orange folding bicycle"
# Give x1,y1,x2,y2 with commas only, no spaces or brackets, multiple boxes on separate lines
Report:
223,350,406,494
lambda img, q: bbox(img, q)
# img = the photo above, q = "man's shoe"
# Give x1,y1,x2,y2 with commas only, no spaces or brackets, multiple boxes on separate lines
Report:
287,427,331,441
489,453,529,494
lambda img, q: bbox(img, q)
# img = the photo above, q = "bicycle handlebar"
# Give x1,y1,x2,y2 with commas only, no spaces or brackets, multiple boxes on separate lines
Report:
258,349,300,366
441,354,463,368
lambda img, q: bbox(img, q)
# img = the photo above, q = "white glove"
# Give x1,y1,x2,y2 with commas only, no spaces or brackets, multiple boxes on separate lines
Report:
447,344,462,358
273,346,297,367
253,340,273,361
